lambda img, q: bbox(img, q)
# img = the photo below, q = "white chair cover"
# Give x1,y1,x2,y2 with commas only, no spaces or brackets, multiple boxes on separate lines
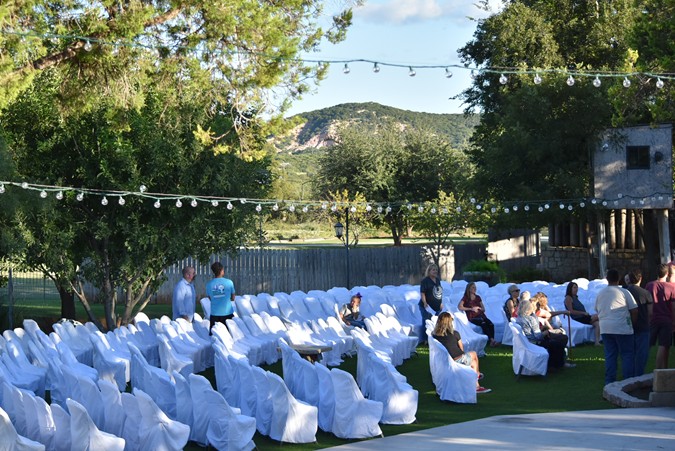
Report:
2,341,47,397
22,390,55,449
66,399,125,451
0,354,45,397
89,331,129,391
367,352,418,424
509,322,548,377
266,372,318,444
501,310,514,346
212,342,242,407
199,297,211,320
74,371,106,430
127,342,176,419
156,334,194,380
0,406,45,451
314,363,335,433
174,318,214,368
121,392,142,451
250,366,273,436
2,381,28,436
427,336,477,404
98,379,126,437
230,356,257,417
55,342,99,383
50,403,71,451
162,323,205,373
329,368,383,439
172,371,195,442
133,388,190,451
189,373,257,450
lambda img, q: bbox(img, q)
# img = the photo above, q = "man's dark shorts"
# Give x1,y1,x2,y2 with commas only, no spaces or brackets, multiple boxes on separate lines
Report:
650,323,673,347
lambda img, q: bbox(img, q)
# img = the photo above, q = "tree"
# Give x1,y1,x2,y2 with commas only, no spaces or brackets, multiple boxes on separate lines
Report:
1,70,272,328
0,0,359,146
316,122,474,245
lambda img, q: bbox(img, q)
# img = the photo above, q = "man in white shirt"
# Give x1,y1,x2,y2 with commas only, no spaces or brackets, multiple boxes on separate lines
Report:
172,266,196,321
595,268,638,385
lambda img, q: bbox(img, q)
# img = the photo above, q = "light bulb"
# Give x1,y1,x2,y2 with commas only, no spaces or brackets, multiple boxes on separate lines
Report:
602,200,608,206
372,63,380,73
101,196,108,206
623,77,631,88
431,207,436,214
350,206,356,213
408,67,416,77
21,182,28,189
490,207,497,213
476,204,482,210
445,68,453,78
83,40,93,51
227,201,233,210
524,205,530,211
568,205,573,210
190,199,198,207
40,190,47,198
272,203,279,211
302,206,308,213
656,78,664,89
559,203,565,209
470,70,477,79
377,206,383,213
154,200,161,208
76,192,84,201
591,198,597,204
593,76,601,88
0,183,4,194
211,200,219,207
366,204,372,212
321,203,327,210
534,73,542,85
513,205,518,211
343,63,350,74
499,73,508,84
175,199,182,208
330,204,337,212
544,203,550,209
239,198,246,204
538,206,544,212
288,205,295,212
118,197,125,205
618,193,623,198
406,204,412,210
139,185,147,193
580,202,585,208
566,75,575,86
504,207,510,213
418,206,424,213
255,204,262,212
56,191,63,200
455,206,461,212
385,206,392,214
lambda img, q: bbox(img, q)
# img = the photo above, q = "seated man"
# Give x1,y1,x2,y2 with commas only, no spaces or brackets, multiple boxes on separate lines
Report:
340,293,366,328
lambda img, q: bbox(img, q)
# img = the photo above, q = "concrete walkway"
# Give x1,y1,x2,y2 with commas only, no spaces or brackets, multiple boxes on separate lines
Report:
324,407,675,450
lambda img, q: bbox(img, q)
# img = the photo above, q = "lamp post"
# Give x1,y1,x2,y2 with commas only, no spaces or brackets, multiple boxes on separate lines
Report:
334,207,350,289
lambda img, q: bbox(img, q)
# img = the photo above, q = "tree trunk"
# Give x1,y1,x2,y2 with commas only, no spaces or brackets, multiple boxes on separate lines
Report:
640,210,661,282
58,285,76,320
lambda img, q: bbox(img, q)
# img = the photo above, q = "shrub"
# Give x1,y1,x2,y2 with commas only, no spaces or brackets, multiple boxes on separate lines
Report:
462,259,506,284
508,267,551,283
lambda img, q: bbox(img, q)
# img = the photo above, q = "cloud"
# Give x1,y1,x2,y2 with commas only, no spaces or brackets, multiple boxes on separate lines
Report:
355,0,502,25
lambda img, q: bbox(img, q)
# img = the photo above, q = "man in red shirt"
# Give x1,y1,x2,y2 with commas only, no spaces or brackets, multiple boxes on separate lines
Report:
645,263,675,369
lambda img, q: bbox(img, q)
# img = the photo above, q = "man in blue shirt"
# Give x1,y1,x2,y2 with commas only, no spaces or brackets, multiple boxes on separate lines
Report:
206,261,235,331
172,266,196,321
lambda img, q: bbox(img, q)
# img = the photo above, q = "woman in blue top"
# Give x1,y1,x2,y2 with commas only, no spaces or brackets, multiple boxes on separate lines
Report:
206,261,236,332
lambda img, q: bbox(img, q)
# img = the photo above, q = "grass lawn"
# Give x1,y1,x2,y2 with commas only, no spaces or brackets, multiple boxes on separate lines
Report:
5,299,639,451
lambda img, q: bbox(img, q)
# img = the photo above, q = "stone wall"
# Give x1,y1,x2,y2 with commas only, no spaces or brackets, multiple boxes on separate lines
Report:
541,246,647,282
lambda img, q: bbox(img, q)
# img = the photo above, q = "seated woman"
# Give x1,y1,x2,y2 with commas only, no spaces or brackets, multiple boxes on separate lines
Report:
432,312,491,394
458,282,499,347
533,292,567,331
340,293,366,328
503,284,520,319
516,299,572,369
564,282,600,345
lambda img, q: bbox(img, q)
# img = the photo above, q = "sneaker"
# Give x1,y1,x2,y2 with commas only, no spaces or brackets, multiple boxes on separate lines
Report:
564,362,577,368
478,372,484,381
476,386,491,394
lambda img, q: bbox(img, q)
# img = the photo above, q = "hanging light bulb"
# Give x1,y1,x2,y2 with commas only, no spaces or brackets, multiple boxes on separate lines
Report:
175,199,183,208
568,205,573,211
211,200,219,207
366,204,372,212
580,202,585,208
524,205,530,211
513,205,519,211
499,73,508,84
538,206,544,212
302,206,308,213
40,190,48,198
408,66,416,77
227,201,233,210
188,199,196,207
118,197,125,206
349,206,356,213
330,204,337,212
602,200,608,206
0,183,4,194
534,73,542,85
139,185,147,193
504,207,510,213
83,40,93,51
622,77,631,88
76,192,84,201
656,78,664,89
239,198,246,204
445,68,453,78
544,203,550,209
559,203,565,209
431,207,437,214
593,76,602,88
470,69,477,79
101,196,108,206
154,200,161,208
377,206,383,213
321,202,327,210
255,204,262,212
56,191,63,200
418,206,424,213
470,197,476,204
385,206,392,214
406,204,412,210
287,204,295,212
372,62,380,73
272,203,279,211
476,204,482,210
455,206,461,213
342,63,350,74
490,207,497,213
566,75,575,86
21,182,28,189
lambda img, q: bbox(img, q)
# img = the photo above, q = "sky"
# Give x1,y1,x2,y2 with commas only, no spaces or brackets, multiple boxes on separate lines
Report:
285,0,502,117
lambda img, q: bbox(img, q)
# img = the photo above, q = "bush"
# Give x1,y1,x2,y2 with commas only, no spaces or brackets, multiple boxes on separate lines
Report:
508,267,551,283
462,259,501,273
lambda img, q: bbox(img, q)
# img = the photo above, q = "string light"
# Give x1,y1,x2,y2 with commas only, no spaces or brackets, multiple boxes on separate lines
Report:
56,191,63,200
101,196,108,205
656,78,664,89
226,201,233,210
534,73,542,85
190,199,198,207
255,204,262,212
0,183,4,194
139,185,147,193
118,197,125,205
83,40,93,52
566,75,575,86
342,63,350,74
623,77,631,88
408,67,416,77
445,68,453,78
211,200,219,207
499,74,508,85
593,76,602,88
76,192,84,201
175,199,182,208
40,190,47,198
372,62,380,73
154,200,161,208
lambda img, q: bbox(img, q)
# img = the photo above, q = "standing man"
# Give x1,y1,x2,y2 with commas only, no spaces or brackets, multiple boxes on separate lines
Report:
172,266,196,321
625,269,653,376
206,261,236,331
595,268,638,385
645,263,675,369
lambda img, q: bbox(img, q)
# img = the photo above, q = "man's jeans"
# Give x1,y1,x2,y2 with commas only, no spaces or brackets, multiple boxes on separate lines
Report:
602,333,635,385
633,331,650,376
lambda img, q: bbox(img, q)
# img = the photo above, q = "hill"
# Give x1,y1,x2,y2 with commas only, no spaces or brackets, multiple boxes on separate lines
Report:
273,102,479,154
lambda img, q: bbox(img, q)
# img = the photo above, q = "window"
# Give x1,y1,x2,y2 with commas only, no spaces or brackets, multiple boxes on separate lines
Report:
626,146,650,170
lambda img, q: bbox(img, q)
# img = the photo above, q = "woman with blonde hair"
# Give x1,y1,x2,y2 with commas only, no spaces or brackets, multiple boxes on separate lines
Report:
516,298,571,369
432,312,491,393
419,263,444,343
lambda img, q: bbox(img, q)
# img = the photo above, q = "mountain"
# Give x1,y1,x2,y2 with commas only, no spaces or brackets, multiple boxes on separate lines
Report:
272,102,479,154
